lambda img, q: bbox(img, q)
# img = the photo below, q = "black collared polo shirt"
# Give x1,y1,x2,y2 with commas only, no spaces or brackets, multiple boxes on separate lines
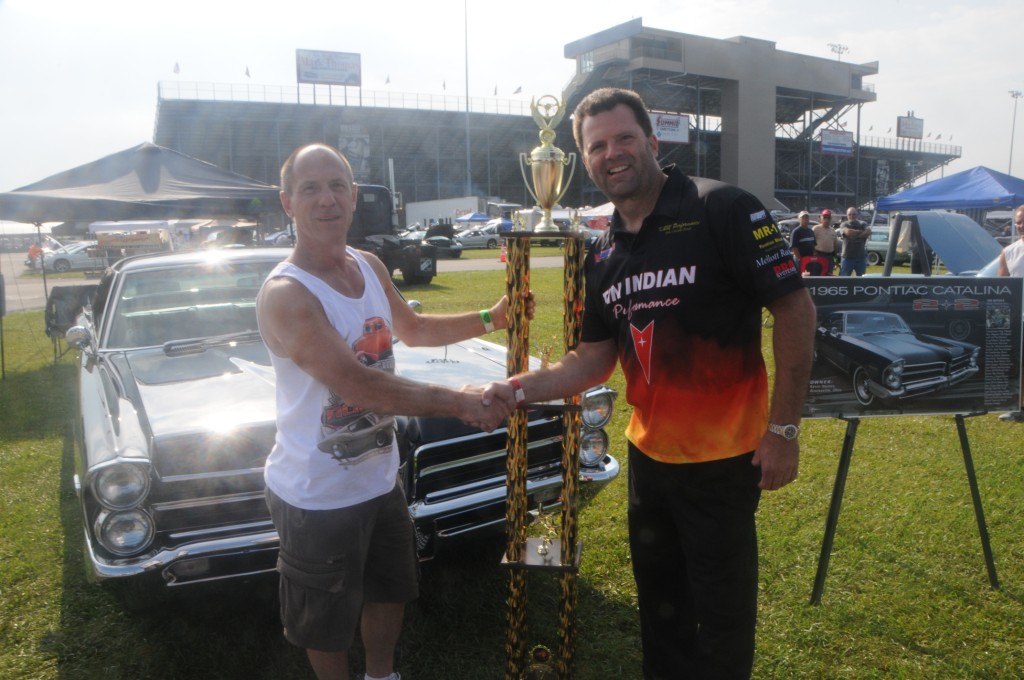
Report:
581,166,804,463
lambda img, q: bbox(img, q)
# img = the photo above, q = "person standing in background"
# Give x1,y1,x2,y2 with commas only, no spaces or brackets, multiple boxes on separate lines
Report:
812,210,838,275
997,204,1024,422
838,207,871,276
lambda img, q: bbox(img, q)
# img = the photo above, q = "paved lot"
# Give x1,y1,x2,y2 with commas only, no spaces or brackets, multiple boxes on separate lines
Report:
2,249,565,314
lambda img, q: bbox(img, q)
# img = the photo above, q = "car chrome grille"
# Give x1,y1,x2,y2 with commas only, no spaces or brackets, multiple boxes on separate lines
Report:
148,425,275,546
409,415,564,503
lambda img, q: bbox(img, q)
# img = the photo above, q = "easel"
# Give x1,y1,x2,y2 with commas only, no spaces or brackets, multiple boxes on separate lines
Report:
501,228,586,680
810,414,1000,605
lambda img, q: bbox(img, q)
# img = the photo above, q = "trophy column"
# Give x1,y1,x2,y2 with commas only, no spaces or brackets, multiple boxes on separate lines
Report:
500,94,584,680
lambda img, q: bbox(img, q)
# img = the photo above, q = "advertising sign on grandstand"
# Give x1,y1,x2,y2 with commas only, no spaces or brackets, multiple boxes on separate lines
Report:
821,130,854,156
296,50,361,86
897,115,924,140
649,113,689,144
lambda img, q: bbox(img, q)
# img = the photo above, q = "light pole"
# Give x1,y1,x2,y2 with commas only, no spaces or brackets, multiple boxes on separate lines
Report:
828,43,849,61
1010,90,1022,175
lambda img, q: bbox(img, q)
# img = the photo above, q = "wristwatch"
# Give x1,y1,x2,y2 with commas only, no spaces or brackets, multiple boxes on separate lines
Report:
767,422,801,440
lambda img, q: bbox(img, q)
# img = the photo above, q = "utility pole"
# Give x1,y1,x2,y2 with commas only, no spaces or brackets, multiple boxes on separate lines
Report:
1009,90,1022,175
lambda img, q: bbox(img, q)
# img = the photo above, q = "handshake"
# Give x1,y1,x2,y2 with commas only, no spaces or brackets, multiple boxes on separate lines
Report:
458,379,524,433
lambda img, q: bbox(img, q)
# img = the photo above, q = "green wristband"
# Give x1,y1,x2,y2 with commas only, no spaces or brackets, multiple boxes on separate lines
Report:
480,309,495,333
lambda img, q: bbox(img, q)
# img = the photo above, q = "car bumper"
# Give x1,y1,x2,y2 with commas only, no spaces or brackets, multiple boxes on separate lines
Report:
868,365,979,400
82,523,280,587
408,453,620,559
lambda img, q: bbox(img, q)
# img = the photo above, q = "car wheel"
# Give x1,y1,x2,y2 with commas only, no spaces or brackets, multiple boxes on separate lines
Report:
851,366,875,407
402,269,434,285
53,259,72,273
486,239,497,249
867,251,881,266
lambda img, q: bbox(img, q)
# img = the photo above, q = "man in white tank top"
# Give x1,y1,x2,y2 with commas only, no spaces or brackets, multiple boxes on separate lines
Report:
998,205,1024,422
257,143,531,680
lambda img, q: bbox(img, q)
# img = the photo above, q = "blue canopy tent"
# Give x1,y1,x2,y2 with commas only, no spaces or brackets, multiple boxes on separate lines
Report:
876,166,1024,234
454,212,490,224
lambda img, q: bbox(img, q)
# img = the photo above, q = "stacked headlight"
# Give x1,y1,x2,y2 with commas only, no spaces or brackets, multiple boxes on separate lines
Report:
579,387,617,467
89,457,154,556
883,359,905,390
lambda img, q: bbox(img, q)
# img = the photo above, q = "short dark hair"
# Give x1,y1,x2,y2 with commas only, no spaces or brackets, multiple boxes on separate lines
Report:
280,143,353,194
572,88,653,152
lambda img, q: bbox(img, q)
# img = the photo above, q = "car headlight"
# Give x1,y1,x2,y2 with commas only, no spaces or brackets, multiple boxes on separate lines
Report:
579,430,609,467
92,461,151,509
883,359,904,390
94,508,155,556
969,348,980,368
581,388,616,429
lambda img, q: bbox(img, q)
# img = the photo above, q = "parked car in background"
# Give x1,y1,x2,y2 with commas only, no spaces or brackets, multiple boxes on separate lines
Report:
457,223,501,249
40,240,106,273
864,226,910,266
65,248,621,608
815,310,980,407
401,229,463,259
262,228,294,246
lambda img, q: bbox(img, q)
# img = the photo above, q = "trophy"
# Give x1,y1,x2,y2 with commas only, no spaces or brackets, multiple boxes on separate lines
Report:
503,95,587,680
519,95,576,233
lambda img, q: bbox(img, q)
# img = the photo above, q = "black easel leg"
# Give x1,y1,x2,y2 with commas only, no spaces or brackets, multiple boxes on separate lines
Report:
811,417,860,605
955,414,999,590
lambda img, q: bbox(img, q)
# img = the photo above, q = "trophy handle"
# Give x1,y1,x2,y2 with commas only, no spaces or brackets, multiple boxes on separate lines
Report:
561,153,577,204
519,152,541,207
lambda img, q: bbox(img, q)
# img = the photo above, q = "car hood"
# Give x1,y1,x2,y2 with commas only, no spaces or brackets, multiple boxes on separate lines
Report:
855,332,969,360
118,336,524,438
123,342,277,437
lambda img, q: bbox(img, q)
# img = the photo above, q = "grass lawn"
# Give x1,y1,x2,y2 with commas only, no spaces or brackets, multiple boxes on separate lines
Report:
1,266,1022,679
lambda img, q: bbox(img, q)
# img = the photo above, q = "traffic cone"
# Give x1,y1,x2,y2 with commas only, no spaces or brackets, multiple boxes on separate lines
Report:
499,242,506,263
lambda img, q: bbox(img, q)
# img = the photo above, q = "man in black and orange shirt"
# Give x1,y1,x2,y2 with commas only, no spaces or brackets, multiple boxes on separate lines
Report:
484,88,815,679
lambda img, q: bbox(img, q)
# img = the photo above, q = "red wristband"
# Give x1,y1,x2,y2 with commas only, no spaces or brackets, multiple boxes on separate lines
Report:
508,377,526,407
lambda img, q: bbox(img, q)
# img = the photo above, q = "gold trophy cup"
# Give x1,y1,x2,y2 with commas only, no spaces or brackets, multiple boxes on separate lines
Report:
519,95,576,233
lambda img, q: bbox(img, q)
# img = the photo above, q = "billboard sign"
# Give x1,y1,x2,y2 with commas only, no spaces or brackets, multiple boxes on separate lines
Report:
802,277,1022,419
296,49,361,86
821,129,854,156
650,113,690,144
897,115,924,140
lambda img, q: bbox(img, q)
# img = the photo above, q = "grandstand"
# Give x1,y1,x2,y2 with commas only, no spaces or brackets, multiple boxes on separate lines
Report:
153,19,959,226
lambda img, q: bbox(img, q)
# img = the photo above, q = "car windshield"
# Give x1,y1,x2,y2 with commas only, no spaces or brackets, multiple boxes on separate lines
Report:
105,260,277,348
846,312,907,334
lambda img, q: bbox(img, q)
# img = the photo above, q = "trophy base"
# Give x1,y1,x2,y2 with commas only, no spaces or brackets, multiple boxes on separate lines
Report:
503,230,584,241
501,538,582,572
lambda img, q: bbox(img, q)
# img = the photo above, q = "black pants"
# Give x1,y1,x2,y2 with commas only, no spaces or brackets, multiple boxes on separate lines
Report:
628,445,762,680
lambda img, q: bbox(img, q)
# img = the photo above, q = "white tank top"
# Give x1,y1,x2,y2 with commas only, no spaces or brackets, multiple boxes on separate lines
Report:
1004,238,1024,278
259,250,399,510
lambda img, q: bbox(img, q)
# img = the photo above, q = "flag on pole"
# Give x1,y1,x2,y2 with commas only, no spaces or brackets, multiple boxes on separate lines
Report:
513,86,522,94
868,125,873,131
245,66,250,78
494,85,497,95
935,134,942,140
174,62,180,75
386,75,390,85
443,80,446,91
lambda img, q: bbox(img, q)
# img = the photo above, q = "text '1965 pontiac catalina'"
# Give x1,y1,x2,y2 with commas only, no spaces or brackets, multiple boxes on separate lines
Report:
65,248,620,608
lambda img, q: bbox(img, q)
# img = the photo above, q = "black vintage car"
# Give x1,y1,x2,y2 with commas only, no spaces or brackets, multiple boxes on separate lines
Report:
65,248,620,607
814,310,980,407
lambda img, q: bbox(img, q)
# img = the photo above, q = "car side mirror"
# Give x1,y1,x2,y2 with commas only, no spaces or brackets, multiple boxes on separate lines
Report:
65,325,94,353
407,299,422,314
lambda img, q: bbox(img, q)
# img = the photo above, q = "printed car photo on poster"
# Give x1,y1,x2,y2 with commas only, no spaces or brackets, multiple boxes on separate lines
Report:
802,277,1023,418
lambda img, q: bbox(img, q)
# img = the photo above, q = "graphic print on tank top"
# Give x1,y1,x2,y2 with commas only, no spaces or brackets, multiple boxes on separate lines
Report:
318,316,397,465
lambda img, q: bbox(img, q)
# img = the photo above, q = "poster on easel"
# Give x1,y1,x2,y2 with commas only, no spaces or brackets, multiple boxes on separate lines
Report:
802,276,1023,419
